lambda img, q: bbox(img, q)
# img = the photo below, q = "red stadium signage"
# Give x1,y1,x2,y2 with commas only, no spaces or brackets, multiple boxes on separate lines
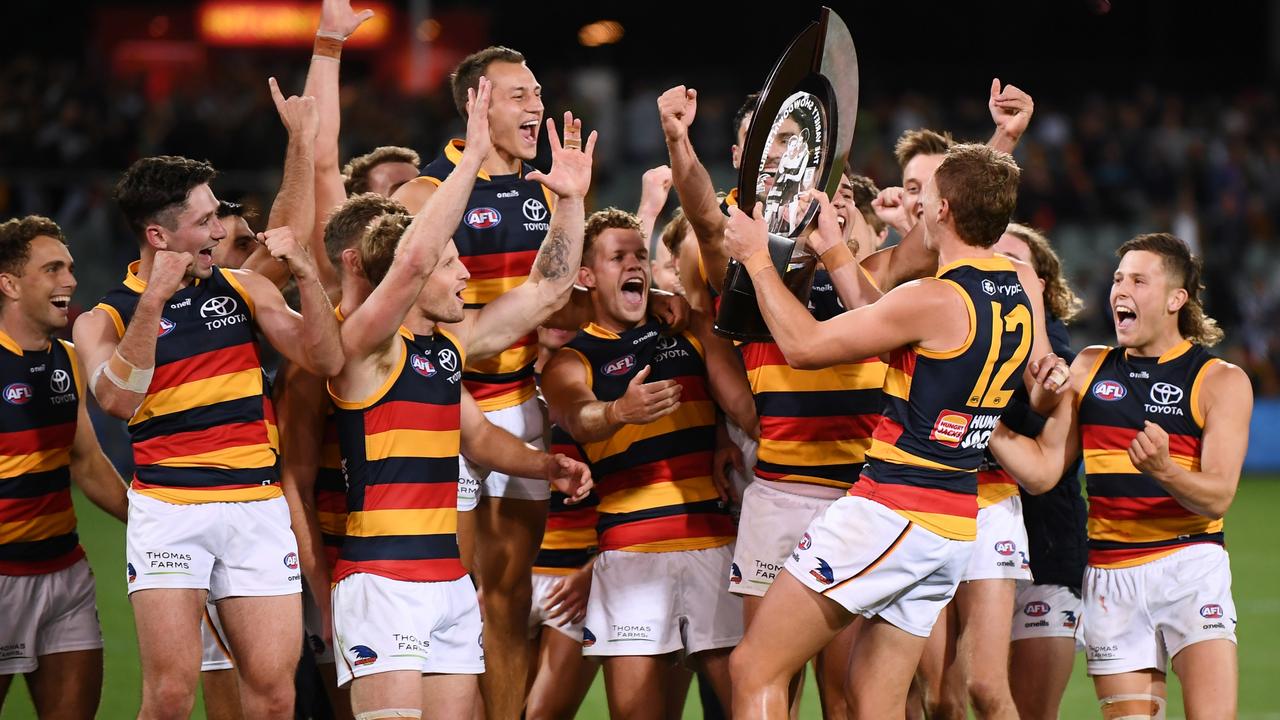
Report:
198,1,392,47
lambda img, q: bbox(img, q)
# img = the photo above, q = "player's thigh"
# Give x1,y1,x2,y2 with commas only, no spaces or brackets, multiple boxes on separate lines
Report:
131,588,207,677
1171,638,1237,719
603,655,672,720
527,630,598,720
315,662,355,720
732,570,849,687
1093,670,1168,719
1009,637,1076,720
421,673,478,720
25,648,103,720
217,593,303,684
847,617,931,719
474,496,547,573
200,668,243,720
350,669,425,715
954,578,1017,669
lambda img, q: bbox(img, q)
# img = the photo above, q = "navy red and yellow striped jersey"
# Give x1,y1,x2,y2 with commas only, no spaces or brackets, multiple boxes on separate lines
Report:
0,334,84,576
329,328,467,584
421,140,556,412
94,263,279,504
315,409,345,571
560,320,734,553
1077,340,1221,568
854,257,1033,540
742,270,885,491
533,426,598,575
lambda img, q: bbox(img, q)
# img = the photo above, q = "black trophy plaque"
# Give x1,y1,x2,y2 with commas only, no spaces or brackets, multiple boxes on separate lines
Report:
714,7,859,341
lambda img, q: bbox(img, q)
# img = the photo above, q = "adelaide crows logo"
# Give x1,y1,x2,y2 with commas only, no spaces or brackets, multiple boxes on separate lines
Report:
810,558,835,585
349,645,378,666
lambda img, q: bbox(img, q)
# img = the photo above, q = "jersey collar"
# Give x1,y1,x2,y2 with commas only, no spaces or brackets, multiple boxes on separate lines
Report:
123,259,203,294
444,139,524,182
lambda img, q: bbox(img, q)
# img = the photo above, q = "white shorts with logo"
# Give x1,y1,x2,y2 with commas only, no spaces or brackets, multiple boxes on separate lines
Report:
730,480,840,597
200,602,233,672
962,494,1032,581
583,545,742,657
303,583,335,664
332,573,484,687
529,571,584,642
1084,543,1236,676
125,491,301,600
0,558,103,675
787,496,973,638
461,395,549,502
1011,581,1084,650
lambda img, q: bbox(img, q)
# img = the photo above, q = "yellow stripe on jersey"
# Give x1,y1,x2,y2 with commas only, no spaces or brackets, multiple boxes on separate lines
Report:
756,437,873,467
892,509,977,541
623,536,738,553
0,508,76,544
364,429,460,462
977,482,1020,508
345,508,458,538
0,446,71,480
132,368,264,424
136,485,283,504
1091,547,1184,570
882,366,912,401
156,443,278,470
541,527,598,550
866,438,968,473
1088,516,1225,544
318,510,347,535
597,477,720,516
473,384,538,413
462,276,526,305
1083,449,1201,474
468,343,539,376
584,400,717,462
750,361,886,393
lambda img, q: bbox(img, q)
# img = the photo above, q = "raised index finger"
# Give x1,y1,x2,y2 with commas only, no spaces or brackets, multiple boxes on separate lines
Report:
268,77,287,113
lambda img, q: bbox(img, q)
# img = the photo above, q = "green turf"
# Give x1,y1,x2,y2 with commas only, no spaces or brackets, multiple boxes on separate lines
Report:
4,477,1278,718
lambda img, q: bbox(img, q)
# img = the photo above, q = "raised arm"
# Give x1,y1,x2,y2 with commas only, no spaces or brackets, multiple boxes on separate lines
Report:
242,78,319,288
637,165,672,249
460,388,592,502
805,191,883,311
69,394,128,522
860,188,938,291
1130,361,1253,520
986,79,1034,155
452,113,596,361
341,79,491,360
658,86,730,292
688,311,757,437
73,250,192,420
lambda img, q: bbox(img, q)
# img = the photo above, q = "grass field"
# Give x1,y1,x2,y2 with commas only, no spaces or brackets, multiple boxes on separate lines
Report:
4,477,1278,719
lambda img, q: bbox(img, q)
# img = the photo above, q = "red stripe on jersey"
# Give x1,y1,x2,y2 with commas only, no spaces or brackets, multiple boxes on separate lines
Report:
0,422,76,457
362,481,458,511
1082,424,1202,457
546,508,598,532
599,451,714,496
761,414,880,442
332,557,466,584
0,546,84,576
0,490,74,523
132,421,272,465
148,343,261,392
363,400,461,436
872,416,906,445
1088,495,1202,520
598,513,735,552
464,376,534,401
461,250,538,280
672,375,711,403
850,477,978,518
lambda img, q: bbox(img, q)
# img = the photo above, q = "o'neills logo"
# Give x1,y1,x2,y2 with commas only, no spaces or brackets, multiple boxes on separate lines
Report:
930,410,973,447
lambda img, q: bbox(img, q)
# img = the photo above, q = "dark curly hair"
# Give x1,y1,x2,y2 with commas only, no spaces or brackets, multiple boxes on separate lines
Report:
342,146,421,195
0,215,66,275
114,156,217,234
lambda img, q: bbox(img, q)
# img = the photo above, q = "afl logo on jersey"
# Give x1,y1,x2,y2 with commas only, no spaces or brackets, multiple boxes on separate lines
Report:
465,207,502,229
3,383,33,405
158,318,176,337
602,354,636,377
1092,380,1126,401
410,353,437,378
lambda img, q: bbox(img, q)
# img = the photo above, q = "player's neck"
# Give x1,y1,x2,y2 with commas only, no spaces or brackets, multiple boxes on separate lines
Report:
590,303,642,336
404,311,438,337
0,310,52,352
481,145,522,177
338,277,370,318
934,232,994,272
1125,325,1185,359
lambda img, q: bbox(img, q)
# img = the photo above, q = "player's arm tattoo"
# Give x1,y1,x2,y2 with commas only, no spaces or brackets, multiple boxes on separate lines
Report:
535,227,571,280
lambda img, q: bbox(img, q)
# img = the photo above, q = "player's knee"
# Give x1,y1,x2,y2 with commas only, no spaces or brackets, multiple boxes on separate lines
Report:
729,643,768,690
1099,693,1166,720
967,673,1013,713
142,678,197,720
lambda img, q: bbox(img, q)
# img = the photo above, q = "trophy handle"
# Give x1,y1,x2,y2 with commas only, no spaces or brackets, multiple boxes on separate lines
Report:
713,233,816,342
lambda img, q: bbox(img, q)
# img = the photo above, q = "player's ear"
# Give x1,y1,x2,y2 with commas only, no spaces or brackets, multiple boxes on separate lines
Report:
0,273,20,302
731,144,742,170
143,223,168,251
341,248,365,279
1167,287,1188,314
577,265,595,289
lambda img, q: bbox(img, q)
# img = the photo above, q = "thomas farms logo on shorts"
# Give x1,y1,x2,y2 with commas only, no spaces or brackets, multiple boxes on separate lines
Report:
994,540,1016,556
2,383,33,405
1023,601,1051,617
1091,380,1126,401
582,627,596,647
929,410,973,447
810,558,835,585
1200,604,1224,619
283,552,299,570
410,353,437,377
349,645,378,666
602,354,636,376
464,207,501,229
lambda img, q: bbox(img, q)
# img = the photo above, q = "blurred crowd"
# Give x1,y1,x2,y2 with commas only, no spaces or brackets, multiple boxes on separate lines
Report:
2,52,1278,393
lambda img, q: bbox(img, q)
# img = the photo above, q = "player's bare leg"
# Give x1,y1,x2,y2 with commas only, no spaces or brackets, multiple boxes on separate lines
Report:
422,674,479,720
24,648,103,720
665,664,694,717
1093,670,1168,719
526,629,598,720
474,496,547,719
218,594,302,718
200,668,243,720
351,670,423,716
953,579,1018,719
814,620,859,719
316,663,354,720
742,595,803,716
688,648,733,712
604,655,672,720
132,588,206,720
1172,639,1237,719
1009,637,1075,720
846,617,931,719
913,602,959,718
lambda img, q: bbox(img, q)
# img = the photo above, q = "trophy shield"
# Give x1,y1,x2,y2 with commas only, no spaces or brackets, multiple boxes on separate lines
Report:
714,7,859,341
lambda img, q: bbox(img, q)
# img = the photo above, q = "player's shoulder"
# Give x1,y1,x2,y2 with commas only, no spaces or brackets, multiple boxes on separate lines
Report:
1200,355,1251,395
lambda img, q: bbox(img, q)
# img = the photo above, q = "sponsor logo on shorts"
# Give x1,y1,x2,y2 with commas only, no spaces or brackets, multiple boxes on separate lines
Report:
753,560,781,582
994,540,1016,556
1092,380,1126,401
1024,601,1051,617
810,557,835,585
930,410,973,447
349,645,378,666
610,624,654,642
464,207,501,229
2,383,33,405
1200,604,1224,619
602,354,636,377
393,633,428,657
1061,610,1078,629
0,643,28,661
729,562,743,584
144,551,193,573
127,562,137,584
1087,644,1119,661
798,532,812,551
411,353,437,377
283,552,299,570
582,627,596,647
158,318,176,337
